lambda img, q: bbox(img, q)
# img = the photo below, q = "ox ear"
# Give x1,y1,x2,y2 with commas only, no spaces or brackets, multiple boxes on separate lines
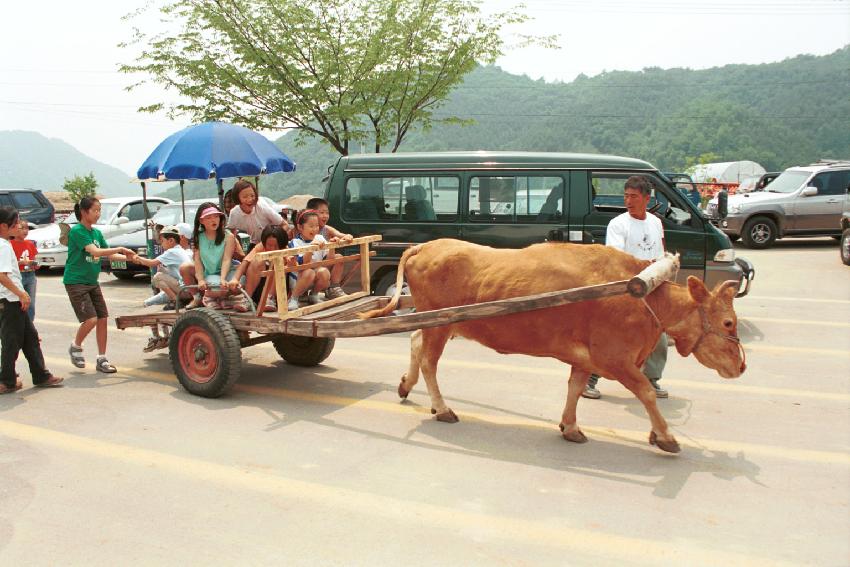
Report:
687,275,710,304
714,280,739,304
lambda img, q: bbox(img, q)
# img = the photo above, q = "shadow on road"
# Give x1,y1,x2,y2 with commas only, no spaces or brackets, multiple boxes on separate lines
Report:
58,353,764,501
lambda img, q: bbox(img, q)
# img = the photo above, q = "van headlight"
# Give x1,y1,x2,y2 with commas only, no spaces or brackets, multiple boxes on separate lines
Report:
728,203,743,214
38,239,60,249
714,248,736,262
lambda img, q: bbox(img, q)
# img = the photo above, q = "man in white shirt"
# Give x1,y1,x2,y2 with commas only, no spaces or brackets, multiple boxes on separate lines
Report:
583,176,669,400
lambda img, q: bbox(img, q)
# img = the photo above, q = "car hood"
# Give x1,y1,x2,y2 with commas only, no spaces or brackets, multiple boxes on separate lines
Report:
106,228,148,247
28,224,61,241
710,191,790,206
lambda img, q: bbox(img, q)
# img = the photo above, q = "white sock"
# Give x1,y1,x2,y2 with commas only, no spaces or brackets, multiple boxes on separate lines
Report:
71,343,82,350
97,354,107,360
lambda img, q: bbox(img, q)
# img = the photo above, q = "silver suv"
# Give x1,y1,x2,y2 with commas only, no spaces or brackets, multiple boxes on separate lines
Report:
707,160,850,249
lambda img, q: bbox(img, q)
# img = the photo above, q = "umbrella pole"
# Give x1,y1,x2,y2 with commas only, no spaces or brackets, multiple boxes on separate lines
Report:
217,178,224,211
180,180,186,222
141,181,155,292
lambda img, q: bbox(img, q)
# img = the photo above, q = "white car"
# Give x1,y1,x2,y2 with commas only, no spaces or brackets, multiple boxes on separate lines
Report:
31,196,171,269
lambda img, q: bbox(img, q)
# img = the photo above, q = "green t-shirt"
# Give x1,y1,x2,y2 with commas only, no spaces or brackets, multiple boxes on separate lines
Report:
63,223,109,285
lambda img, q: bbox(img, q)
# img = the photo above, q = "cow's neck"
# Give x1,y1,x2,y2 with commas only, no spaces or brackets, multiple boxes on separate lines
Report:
647,282,701,356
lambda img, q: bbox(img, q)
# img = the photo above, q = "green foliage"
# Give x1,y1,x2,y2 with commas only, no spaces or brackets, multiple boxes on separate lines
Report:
122,0,552,155
161,46,850,203
62,172,98,203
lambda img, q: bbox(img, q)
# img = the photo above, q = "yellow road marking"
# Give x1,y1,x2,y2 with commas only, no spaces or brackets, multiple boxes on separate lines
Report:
746,295,850,305
741,316,850,329
744,344,850,358
0,420,777,566
40,356,850,466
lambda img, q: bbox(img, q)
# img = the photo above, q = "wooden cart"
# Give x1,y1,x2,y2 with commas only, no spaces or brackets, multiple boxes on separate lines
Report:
116,236,678,398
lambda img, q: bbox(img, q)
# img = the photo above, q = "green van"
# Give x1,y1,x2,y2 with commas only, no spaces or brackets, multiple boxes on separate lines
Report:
324,151,754,297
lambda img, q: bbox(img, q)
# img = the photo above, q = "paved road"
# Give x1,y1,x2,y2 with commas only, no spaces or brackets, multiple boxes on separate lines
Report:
1,238,848,566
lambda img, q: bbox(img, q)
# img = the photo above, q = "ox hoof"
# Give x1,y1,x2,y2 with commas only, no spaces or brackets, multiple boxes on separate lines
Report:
649,431,681,454
432,408,459,423
398,380,410,399
559,423,588,444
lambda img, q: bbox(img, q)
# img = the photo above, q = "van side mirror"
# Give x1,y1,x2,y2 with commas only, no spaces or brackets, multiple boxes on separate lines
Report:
717,190,728,219
801,186,818,197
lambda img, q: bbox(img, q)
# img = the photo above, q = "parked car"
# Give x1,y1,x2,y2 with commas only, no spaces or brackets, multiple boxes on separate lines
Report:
325,151,754,297
106,198,249,279
736,172,781,194
706,160,850,249
105,199,207,279
30,196,171,269
0,188,55,226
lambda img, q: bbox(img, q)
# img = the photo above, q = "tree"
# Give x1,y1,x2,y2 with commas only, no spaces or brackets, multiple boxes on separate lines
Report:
63,173,98,203
121,0,553,154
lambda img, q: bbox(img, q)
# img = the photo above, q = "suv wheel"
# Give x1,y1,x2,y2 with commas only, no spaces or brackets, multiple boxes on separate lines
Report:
742,216,778,249
841,228,850,266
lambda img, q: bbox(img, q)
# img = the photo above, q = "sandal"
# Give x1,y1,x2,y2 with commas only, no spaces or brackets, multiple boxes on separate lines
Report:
95,357,117,374
68,344,85,368
143,336,161,353
0,380,22,394
35,376,64,388
155,337,169,350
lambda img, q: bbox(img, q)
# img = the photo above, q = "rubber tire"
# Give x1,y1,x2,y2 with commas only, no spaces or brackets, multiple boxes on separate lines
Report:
272,335,335,367
113,271,137,281
741,216,778,249
728,235,740,243
841,228,850,266
169,308,242,398
373,270,398,296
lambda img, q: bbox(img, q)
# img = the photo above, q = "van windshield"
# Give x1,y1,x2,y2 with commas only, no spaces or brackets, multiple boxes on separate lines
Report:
764,170,810,193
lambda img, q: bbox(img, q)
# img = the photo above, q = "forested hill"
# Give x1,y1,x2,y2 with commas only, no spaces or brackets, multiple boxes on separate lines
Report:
180,46,850,201
0,131,139,197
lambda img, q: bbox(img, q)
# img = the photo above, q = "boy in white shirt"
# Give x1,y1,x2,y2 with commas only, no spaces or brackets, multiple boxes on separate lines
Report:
132,225,193,351
0,206,63,393
584,176,669,400
287,210,335,310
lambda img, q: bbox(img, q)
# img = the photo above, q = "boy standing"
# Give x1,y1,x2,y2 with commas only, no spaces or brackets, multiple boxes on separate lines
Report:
0,206,63,393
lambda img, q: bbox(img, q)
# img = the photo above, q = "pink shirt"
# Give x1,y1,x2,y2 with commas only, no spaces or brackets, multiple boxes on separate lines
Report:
227,200,283,243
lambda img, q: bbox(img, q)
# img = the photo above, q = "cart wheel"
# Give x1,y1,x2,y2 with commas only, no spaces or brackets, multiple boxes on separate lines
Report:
272,335,335,367
169,308,242,397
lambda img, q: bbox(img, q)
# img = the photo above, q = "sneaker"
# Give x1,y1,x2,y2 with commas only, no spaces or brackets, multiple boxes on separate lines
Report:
650,380,668,399
162,301,176,311
325,286,347,300
263,297,277,312
307,292,325,305
143,336,161,353
95,357,117,374
186,295,203,310
155,337,169,350
582,385,601,399
68,344,85,368
230,294,251,313
34,376,64,388
202,295,224,310
144,291,169,307
287,298,300,311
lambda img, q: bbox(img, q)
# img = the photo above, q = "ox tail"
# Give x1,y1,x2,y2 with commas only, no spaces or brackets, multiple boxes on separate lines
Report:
357,244,422,320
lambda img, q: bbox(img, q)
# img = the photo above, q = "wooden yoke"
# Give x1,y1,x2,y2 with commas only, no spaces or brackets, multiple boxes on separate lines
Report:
255,235,382,319
626,253,680,298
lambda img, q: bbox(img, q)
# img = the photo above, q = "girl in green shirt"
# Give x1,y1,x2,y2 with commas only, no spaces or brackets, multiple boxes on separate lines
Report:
63,197,136,374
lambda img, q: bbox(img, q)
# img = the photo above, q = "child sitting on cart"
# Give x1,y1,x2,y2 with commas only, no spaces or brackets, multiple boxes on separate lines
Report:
227,225,289,312
181,203,251,312
305,197,352,299
133,225,194,351
287,210,335,311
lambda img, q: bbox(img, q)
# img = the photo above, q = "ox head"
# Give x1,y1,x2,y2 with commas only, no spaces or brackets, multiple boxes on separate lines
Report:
676,277,746,379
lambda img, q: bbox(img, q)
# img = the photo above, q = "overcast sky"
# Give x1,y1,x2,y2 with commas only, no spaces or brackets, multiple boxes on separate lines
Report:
1,0,848,175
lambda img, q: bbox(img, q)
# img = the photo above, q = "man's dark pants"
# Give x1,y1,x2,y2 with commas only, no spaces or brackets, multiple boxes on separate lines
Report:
0,298,51,387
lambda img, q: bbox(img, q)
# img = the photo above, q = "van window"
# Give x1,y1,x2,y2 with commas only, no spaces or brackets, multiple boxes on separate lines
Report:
468,176,564,222
344,176,459,222
592,172,692,225
10,192,42,210
120,202,147,222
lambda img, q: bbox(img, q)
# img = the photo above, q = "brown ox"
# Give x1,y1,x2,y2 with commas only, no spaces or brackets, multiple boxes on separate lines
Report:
359,239,746,453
